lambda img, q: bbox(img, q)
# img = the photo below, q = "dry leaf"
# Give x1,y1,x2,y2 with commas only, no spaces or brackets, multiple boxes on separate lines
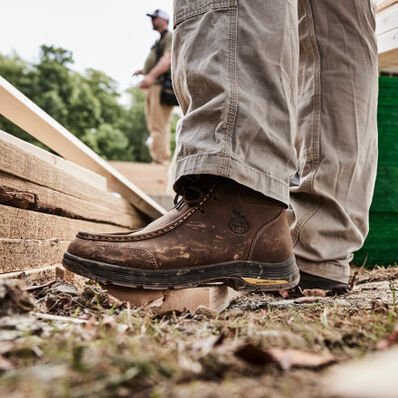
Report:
234,344,335,370
267,348,335,370
301,289,327,297
294,296,324,304
194,306,218,319
278,290,290,299
147,296,165,308
0,355,14,370
192,333,225,356
376,328,398,350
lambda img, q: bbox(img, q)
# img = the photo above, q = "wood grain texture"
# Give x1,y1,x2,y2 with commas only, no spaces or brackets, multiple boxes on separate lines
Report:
376,0,398,13
0,204,130,240
104,285,244,314
0,172,144,228
0,130,107,191
0,77,165,219
0,238,70,273
0,134,139,215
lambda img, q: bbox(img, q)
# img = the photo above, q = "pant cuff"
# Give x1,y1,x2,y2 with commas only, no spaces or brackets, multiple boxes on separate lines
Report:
174,153,289,206
296,256,350,283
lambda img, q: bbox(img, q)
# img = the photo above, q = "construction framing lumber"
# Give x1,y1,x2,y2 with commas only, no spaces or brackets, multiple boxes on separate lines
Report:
0,130,107,192
377,2,398,68
0,76,166,219
0,172,143,229
0,204,130,240
0,134,142,217
376,0,398,13
0,238,70,273
101,285,243,314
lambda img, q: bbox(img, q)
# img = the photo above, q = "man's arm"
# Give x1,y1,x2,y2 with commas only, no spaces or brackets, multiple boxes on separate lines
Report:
140,50,171,89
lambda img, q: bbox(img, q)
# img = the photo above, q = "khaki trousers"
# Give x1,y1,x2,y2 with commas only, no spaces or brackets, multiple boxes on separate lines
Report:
145,84,174,164
171,0,378,282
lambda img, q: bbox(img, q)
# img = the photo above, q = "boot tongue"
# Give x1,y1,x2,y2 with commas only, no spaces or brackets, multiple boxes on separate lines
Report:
174,175,218,209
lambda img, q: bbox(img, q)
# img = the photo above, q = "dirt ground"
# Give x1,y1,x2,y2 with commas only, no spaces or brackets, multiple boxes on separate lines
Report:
1,265,398,398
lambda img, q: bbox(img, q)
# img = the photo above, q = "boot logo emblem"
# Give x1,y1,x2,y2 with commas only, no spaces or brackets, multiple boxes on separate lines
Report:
229,211,249,234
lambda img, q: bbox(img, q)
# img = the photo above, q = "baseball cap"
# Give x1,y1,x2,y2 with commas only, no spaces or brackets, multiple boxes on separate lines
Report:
146,9,169,21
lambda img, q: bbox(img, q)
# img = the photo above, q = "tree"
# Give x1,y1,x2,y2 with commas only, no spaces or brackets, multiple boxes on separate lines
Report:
118,87,152,162
0,45,179,162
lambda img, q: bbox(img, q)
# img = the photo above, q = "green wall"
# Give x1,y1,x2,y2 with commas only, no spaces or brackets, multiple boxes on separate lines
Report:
354,76,398,267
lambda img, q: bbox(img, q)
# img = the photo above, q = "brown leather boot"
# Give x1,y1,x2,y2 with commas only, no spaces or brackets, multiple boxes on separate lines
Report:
63,176,299,291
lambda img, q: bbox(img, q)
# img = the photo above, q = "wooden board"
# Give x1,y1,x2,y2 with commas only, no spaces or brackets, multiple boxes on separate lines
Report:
375,0,398,13
376,3,398,35
0,76,165,219
0,172,143,229
379,47,398,69
0,264,87,291
103,285,244,314
376,2,398,68
0,238,70,273
0,133,143,218
0,204,131,240
0,130,107,192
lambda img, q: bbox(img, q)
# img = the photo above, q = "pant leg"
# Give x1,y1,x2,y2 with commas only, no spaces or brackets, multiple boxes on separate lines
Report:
172,0,299,206
145,84,174,164
289,0,378,282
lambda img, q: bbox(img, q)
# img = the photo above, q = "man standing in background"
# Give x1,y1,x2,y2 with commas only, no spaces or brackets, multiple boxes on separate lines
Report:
133,9,174,165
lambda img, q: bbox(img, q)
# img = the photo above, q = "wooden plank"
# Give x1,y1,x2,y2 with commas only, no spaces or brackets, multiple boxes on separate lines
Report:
0,264,87,291
0,204,131,241
0,265,58,282
0,76,165,219
376,3,398,35
375,0,398,13
0,238,70,273
379,47,398,68
0,133,143,218
0,172,144,229
104,285,244,314
0,130,107,192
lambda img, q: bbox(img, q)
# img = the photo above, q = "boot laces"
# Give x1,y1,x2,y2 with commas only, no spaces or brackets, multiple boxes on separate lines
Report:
173,176,218,213
174,185,205,211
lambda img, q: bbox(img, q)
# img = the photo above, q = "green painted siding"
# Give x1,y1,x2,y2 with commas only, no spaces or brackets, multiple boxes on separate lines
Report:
354,76,398,266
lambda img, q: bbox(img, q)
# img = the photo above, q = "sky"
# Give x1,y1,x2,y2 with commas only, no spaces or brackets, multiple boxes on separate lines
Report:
0,0,174,92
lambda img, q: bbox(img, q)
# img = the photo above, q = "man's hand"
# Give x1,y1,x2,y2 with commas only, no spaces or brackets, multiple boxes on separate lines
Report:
132,69,143,76
139,74,156,89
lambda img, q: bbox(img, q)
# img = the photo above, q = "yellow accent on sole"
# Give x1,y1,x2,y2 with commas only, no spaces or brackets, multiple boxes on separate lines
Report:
241,277,288,286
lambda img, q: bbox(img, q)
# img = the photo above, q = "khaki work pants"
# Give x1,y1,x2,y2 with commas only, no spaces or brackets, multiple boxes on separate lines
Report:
145,84,174,164
171,0,378,282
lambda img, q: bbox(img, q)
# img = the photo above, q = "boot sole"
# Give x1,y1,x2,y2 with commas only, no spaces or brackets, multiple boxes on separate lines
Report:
62,252,300,292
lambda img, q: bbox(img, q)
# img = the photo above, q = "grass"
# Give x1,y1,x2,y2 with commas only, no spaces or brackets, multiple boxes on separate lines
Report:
0,265,398,397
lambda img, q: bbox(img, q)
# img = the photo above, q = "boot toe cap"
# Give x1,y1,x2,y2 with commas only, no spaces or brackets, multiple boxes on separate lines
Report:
66,233,159,269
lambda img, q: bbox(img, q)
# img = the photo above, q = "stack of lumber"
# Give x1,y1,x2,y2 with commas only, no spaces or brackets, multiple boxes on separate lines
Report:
0,129,146,279
376,0,398,70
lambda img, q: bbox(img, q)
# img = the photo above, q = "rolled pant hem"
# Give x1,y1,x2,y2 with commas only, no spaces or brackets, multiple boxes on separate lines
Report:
296,256,350,284
174,153,290,206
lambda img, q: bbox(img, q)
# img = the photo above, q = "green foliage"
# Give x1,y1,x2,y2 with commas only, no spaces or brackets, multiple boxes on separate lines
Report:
0,45,179,161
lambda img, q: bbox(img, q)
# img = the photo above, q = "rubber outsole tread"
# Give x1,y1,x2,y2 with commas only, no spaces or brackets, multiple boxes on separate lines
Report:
62,252,300,292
